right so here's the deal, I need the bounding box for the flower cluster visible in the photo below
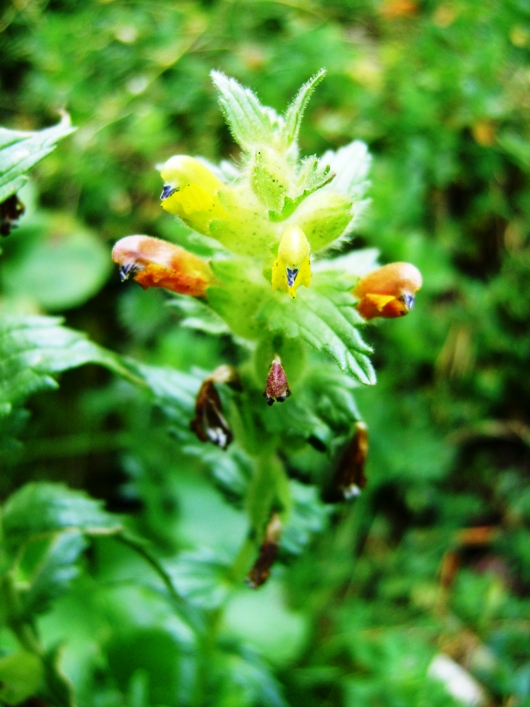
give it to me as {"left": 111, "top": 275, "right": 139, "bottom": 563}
{"left": 112, "top": 70, "right": 422, "bottom": 400}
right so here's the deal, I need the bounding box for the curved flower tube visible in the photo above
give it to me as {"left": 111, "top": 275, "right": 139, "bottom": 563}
{"left": 159, "top": 156, "right": 229, "bottom": 234}
{"left": 112, "top": 235, "right": 213, "bottom": 297}
{"left": 272, "top": 225, "right": 311, "bottom": 299}
{"left": 354, "top": 262, "right": 422, "bottom": 319}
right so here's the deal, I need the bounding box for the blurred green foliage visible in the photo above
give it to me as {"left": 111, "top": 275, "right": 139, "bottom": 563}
{"left": 1, "top": 0, "right": 530, "bottom": 705}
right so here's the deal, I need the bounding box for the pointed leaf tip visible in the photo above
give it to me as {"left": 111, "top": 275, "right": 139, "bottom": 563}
{"left": 210, "top": 70, "right": 278, "bottom": 151}
{"left": 282, "top": 69, "right": 327, "bottom": 148}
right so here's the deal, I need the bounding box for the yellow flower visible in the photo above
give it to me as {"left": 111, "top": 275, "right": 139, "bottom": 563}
{"left": 159, "top": 156, "right": 229, "bottom": 233}
{"left": 271, "top": 225, "right": 311, "bottom": 299}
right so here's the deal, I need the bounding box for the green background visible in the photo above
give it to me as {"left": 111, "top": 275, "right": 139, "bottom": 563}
{"left": 1, "top": 0, "right": 530, "bottom": 705}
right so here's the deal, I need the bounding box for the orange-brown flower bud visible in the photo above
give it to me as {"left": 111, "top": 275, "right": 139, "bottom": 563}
{"left": 112, "top": 235, "right": 213, "bottom": 297}
{"left": 354, "top": 262, "right": 422, "bottom": 320}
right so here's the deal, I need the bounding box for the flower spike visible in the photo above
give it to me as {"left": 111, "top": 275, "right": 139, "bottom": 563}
{"left": 354, "top": 262, "right": 422, "bottom": 320}
{"left": 272, "top": 225, "right": 311, "bottom": 298}
{"left": 112, "top": 235, "right": 213, "bottom": 297}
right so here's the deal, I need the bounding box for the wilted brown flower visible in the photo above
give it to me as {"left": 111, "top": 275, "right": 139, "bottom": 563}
{"left": 246, "top": 512, "right": 282, "bottom": 588}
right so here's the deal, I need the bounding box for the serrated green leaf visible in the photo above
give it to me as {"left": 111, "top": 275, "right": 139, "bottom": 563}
{"left": 211, "top": 71, "right": 280, "bottom": 152}
{"left": 0, "top": 115, "right": 76, "bottom": 203}
{"left": 22, "top": 530, "right": 88, "bottom": 617}
{"left": 261, "top": 394, "right": 332, "bottom": 448}
{"left": 295, "top": 156, "right": 334, "bottom": 197}
{"left": 166, "top": 549, "right": 232, "bottom": 609}
{"left": 2, "top": 483, "right": 122, "bottom": 554}
{"left": 281, "top": 69, "right": 326, "bottom": 148}
{"left": 0, "top": 315, "right": 209, "bottom": 460}
{"left": 167, "top": 294, "right": 231, "bottom": 335}
{"left": 256, "top": 281, "right": 375, "bottom": 385}
{"left": 258, "top": 364, "right": 360, "bottom": 450}
{"left": 309, "top": 367, "right": 361, "bottom": 429}
{"left": 268, "top": 157, "right": 334, "bottom": 222}
{"left": 0, "top": 315, "right": 139, "bottom": 414}
{"left": 320, "top": 140, "right": 371, "bottom": 201}
{"left": 130, "top": 360, "right": 199, "bottom": 422}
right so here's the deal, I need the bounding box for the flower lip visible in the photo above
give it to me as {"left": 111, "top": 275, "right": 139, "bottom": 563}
{"left": 118, "top": 262, "right": 139, "bottom": 282}
{"left": 400, "top": 292, "right": 415, "bottom": 311}
{"left": 160, "top": 184, "right": 178, "bottom": 201}
{"left": 354, "top": 262, "right": 422, "bottom": 319}
{"left": 286, "top": 268, "right": 299, "bottom": 288}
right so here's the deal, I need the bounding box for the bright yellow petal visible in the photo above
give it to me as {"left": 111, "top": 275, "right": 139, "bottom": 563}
{"left": 364, "top": 293, "right": 396, "bottom": 311}
{"left": 161, "top": 184, "right": 229, "bottom": 232}
{"left": 272, "top": 257, "right": 288, "bottom": 293}
{"left": 160, "top": 156, "right": 222, "bottom": 193}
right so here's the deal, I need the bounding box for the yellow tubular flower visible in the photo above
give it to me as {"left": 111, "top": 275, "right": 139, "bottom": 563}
{"left": 159, "top": 156, "right": 229, "bottom": 233}
{"left": 272, "top": 225, "right": 311, "bottom": 299}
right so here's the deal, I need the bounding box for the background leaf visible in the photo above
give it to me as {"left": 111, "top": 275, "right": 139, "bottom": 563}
{"left": 0, "top": 315, "right": 136, "bottom": 415}
{"left": 2, "top": 483, "right": 122, "bottom": 555}
{"left": 21, "top": 530, "right": 88, "bottom": 617}
{"left": 0, "top": 115, "right": 75, "bottom": 203}
{"left": 2, "top": 215, "right": 111, "bottom": 311}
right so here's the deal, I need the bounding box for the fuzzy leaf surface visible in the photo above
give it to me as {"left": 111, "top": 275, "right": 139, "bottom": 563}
{"left": 256, "top": 275, "right": 375, "bottom": 385}
{"left": 281, "top": 69, "right": 326, "bottom": 148}
{"left": 211, "top": 71, "right": 280, "bottom": 152}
